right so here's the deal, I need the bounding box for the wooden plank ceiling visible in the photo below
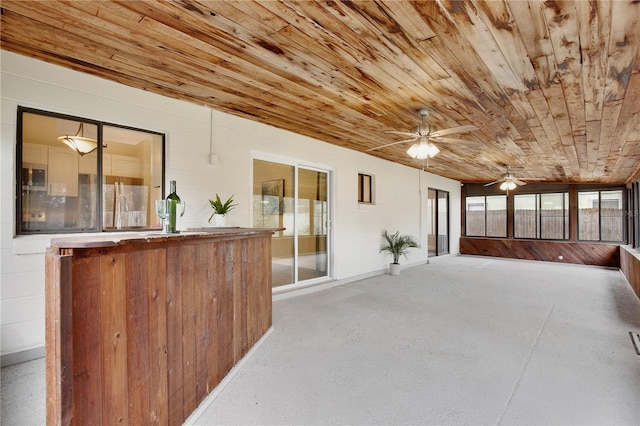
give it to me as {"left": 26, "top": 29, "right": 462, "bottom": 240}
{"left": 2, "top": 0, "right": 639, "bottom": 184}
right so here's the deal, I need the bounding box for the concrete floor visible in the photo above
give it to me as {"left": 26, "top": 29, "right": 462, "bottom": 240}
{"left": 3, "top": 255, "right": 640, "bottom": 425}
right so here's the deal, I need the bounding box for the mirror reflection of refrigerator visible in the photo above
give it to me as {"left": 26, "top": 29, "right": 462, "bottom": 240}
{"left": 21, "top": 163, "right": 48, "bottom": 230}
{"left": 102, "top": 176, "right": 148, "bottom": 229}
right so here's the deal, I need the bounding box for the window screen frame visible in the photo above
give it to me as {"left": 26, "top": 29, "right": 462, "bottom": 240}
{"left": 513, "top": 191, "right": 569, "bottom": 241}
{"left": 577, "top": 189, "right": 625, "bottom": 242}
{"left": 464, "top": 194, "right": 507, "bottom": 238}
{"left": 16, "top": 106, "right": 166, "bottom": 235}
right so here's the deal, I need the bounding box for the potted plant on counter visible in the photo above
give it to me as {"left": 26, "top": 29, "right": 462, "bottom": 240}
{"left": 208, "top": 194, "right": 237, "bottom": 227}
{"left": 380, "top": 230, "right": 419, "bottom": 276}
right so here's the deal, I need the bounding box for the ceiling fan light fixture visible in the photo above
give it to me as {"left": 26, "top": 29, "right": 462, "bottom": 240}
{"left": 406, "top": 143, "right": 420, "bottom": 158}
{"left": 426, "top": 142, "right": 440, "bottom": 158}
{"left": 500, "top": 180, "right": 516, "bottom": 190}
{"left": 407, "top": 141, "right": 439, "bottom": 159}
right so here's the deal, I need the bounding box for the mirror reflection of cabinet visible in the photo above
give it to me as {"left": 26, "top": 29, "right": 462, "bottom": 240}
{"left": 79, "top": 153, "right": 141, "bottom": 178}
{"left": 48, "top": 147, "right": 79, "bottom": 197}
{"left": 110, "top": 154, "right": 141, "bottom": 178}
{"left": 23, "top": 143, "right": 48, "bottom": 164}
{"left": 78, "top": 151, "right": 97, "bottom": 175}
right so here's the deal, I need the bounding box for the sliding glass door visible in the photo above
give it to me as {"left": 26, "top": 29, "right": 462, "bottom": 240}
{"left": 297, "top": 168, "right": 329, "bottom": 282}
{"left": 427, "top": 189, "right": 437, "bottom": 257}
{"left": 253, "top": 158, "right": 331, "bottom": 287}
{"left": 427, "top": 188, "right": 449, "bottom": 257}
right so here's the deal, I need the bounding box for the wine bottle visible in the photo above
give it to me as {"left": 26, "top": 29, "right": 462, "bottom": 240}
{"left": 166, "top": 180, "right": 181, "bottom": 233}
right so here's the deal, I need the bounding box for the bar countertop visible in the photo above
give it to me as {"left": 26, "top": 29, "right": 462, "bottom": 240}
{"left": 48, "top": 227, "right": 280, "bottom": 251}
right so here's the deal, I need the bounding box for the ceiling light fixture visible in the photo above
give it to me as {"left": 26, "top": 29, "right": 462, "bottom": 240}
{"left": 499, "top": 180, "right": 517, "bottom": 191}
{"left": 407, "top": 138, "right": 439, "bottom": 159}
{"left": 58, "top": 123, "right": 103, "bottom": 156}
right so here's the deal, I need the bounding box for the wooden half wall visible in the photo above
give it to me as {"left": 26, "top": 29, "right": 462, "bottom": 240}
{"left": 46, "top": 229, "right": 274, "bottom": 426}
{"left": 459, "top": 237, "right": 620, "bottom": 268}
{"left": 620, "top": 246, "right": 640, "bottom": 299}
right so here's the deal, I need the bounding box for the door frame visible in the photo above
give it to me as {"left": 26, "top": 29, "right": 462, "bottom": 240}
{"left": 427, "top": 187, "right": 450, "bottom": 257}
{"left": 250, "top": 152, "right": 334, "bottom": 290}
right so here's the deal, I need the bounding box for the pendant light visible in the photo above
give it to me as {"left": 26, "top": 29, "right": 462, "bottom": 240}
{"left": 58, "top": 123, "right": 101, "bottom": 156}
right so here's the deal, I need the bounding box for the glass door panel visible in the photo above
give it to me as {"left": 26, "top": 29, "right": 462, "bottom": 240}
{"left": 253, "top": 159, "right": 331, "bottom": 287}
{"left": 437, "top": 190, "right": 449, "bottom": 255}
{"left": 427, "top": 189, "right": 437, "bottom": 256}
{"left": 427, "top": 189, "right": 449, "bottom": 256}
{"left": 253, "top": 159, "right": 295, "bottom": 287}
{"left": 298, "top": 168, "right": 328, "bottom": 281}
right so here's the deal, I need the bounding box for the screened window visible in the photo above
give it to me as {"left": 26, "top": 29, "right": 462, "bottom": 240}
{"left": 465, "top": 195, "right": 507, "bottom": 237}
{"left": 514, "top": 192, "right": 569, "bottom": 240}
{"left": 17, "top": 107, "right": 164, "bottom": 234}
{"left": 578, "top": 190, "right": 624, "bottom": 241}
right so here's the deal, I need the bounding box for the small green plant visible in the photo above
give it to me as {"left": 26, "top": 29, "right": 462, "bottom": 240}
{"left": 208, "top": 194, "right": 237, "bottom": 223}
{"left": 379, "top": 230, "right": 419, "bottom": 264}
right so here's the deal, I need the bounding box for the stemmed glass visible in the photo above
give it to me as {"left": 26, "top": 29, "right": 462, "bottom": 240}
{"left": 173, "top": 201, "right": 186, "bottom": 232}
{"left": 176, "top": 201, "right": 186, "bottom": 219}
{"left": 154, "top": 199, "right": 168, "bottom": 233}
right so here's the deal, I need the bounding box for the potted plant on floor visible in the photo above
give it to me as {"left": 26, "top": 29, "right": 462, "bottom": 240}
{"left": 208, "top": 194, "right": 237, "bottom": 227}
{"left": 380, "top": 230, "right": 419, "bottom": 276}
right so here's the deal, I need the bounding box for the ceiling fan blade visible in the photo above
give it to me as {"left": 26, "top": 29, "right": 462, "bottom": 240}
{"left": 513, "top": 179, "right": 527, "bottom": 186}
{"left": 384, "top": 130, "right": 419, "bottom": 138}
{"left": 430, "top": 124, "right": 478, "bottom": 137}
{"left": 366, "top": 138, "right": 416, "bottom": 151}
{"left": 430, "top": 136, "right": 482, "bottom": 147}
{"left": 484, "top": 180, "right": 502, "bottom": 187}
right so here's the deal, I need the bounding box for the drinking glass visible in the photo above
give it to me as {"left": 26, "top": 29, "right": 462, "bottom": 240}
{"left": 177, "top": 201, "right": 186, "bottom": 218}
{"left": 154, "top": 199, "right": 168, "bottom": 233}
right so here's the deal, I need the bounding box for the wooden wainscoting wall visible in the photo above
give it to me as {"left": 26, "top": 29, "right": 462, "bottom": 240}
{"left": 46, "top": 229, "right": 274, "bottom": 426}
{"left": 459, "top": 237, "right": 620, "bottom": 268}
{"left": 620, "top": 245, "right": 640, "bottom": 299}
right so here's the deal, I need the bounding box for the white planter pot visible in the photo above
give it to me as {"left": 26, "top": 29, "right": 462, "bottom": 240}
{"left": 213, "top": 214, "right": 227, "bottom": 227}
{"left": 389, "top": 263, "right": 401, "bottom": 276}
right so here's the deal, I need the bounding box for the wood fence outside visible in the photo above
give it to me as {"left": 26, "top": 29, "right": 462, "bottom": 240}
{"left": 466, "top": 208, "right": 623, "bottom": 241}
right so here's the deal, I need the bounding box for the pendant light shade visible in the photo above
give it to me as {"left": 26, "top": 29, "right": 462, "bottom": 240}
{"left": 58, "top": 123, "right": 101, "bottom": 156}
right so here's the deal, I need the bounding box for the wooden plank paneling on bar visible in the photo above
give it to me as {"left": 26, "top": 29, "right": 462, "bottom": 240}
{"left": 71, "top": 257, "right": 103, "bottom": 425}
{"left": 180, "top": 244, "right": 197, "bottom": 418}
{"left": 204, "top": 242, "right": 221, "bottom": 392}
{"left": 125, "top": 250, "right": 151, "bottom": 424}
{"left": 216, "top": 241, "right": 234, "bottom": 384}
{"left": 238, "top": 239, "right": 249, "bottom": 358}
{"left": 45, "top": 229, "right": 275, "bottom": 425}
{"left": 146, "top": 248, "right": 168, "bottom": 424}
{"left": 166, "top": 245, "right": 185, "bottom": 426}
{"left": 45, "top": 253, "right": 74, "bottom": 426}
{"left": 194, "top": 243, "right": 212, "bottom": 404}
{"left": 100, "top": 252, "right": 129, "bottom": 425}
{"left": 620, "top": 246, "right": 640, "bottom": 299}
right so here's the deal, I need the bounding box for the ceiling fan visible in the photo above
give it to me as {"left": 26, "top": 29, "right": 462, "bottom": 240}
{"left": 366, "top": 108, "right": 479, "bottom": 159}
{"left": 484, "top": 165, "right": 544, "bottom": 190}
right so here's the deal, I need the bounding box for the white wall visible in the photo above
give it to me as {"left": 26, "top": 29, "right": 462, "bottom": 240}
{"left": 0, "top": 51, "right": 461, "bottom": 361}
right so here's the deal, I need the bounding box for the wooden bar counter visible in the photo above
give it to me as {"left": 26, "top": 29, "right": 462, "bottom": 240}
{"left": 45, "top": 228, "right": 275, "bottom": 425}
